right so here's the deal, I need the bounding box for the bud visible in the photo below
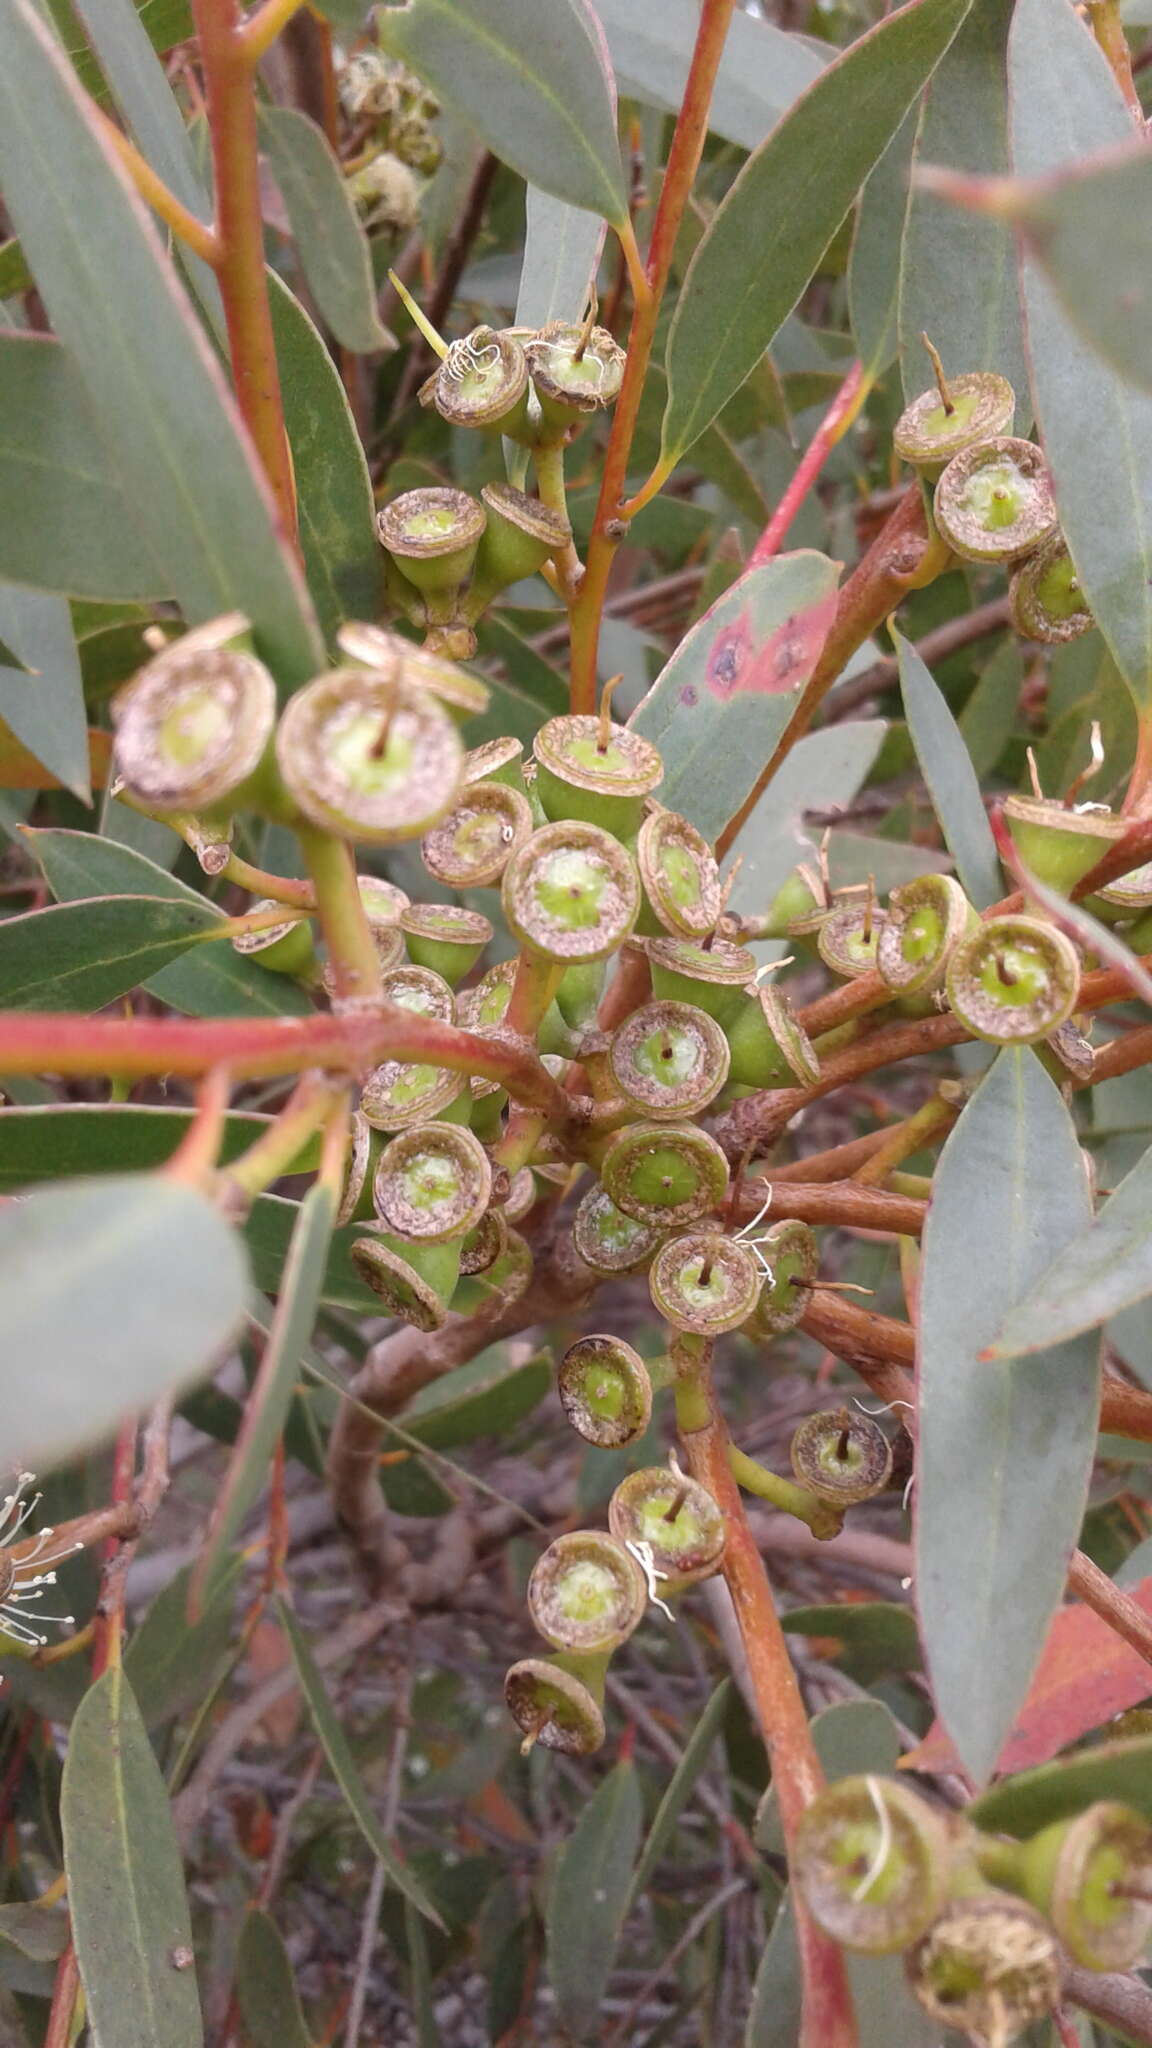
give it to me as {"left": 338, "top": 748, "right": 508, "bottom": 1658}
{"left": 905, "top": 1895, "right": 1062, "bottom": 2044}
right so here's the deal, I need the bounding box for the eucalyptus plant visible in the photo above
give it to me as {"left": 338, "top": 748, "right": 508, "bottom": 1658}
{"left": 3, "top": 0, "right": 1152, "bottom": 2043}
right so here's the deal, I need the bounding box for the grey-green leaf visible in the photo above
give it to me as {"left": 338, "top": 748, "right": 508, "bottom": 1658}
{"left": 515, "top": 186, "right": 604, "bottom": 330}
{"left": 661, "top": 0, "right": 972, "bottom": 463}
{"left": 898, "top": 0, "right": 1027, "bottom": 407}
{"left": 628, "top": 1680, "right": 731, "bottom": 1908}
{"left": 595, "top": 0, "right": 827, "bottom": 152}
{"left": 378, "top": 0, "right": 627, "bottom": 226}
{"left": 235, "top": 1909, "right": 314, "bottom": 2048}
{"left": 260, "top": 107, "right": 391, "bottom": 355}
{"left": 0, "top": 584, "right": 90, "bottom": 800}
{"left": 849, "top": 109, "right": 917, "bottom": 380}
{"left": 0, "top": 0, "right": 322, "bottom": 689}
{"left": 0, "top": 334, "right": 167, "bottom": 600}
{"left": 896, "top": 626, "right": 1001, "bottom": 908}
{"left": 275, "top": 1600, "right": 443, "bottom": 1927}
{"left": 726, "top": 720, "right": 888, "bottom": 926}
{"left": 629, "top": 550, "right": 841, "bottom": 842}
{"left": 1009, "top": 0, "right": 1152, "bottom": 710}
{"left": 916, "top": 1048, "right": 1101, "bottom": 1784}
{"left": 62, "top": 1666, "right": 204, "bottom": 2048}
{"left": 0, "top": 894, "right": 220, "bottom": 1011}
{"left": 27, "top": 827, "right": 313, "bottom": 1018}
{"left": 992, "top": 1136, "right": 1152, "bottom": 1355}
{"left": 124, "top": 1558, "right": 244, "bottom": 1729}
{"left": 546, "top": 1757, "right": 642, "bottom": 2043}
{"left": 0, "top": 1175, "right": 248, "bottom": 1466}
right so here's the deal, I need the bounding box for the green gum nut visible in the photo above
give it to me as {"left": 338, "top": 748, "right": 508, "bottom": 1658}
{"left": 458, "top": 1205, "right": 508, "bottom": 1279}
{"left": 905, "top": 1895, "right": 1062, "bottom": 2042}
{"left": 336, "top": 621, "right": 490, "bottom": 727}
{"left": 648, "top": 1231, "right": 760, "bottom": 1337}
{"left": 726, "top": 984, "right": 821, "bottom": 1089}
{"left": 817, "top": 903, "right": 886, "bottom": 980}
{"left": 601, "top": 1121, "right": 729, "bottom": 1228}
{"left": 876, "top": 874, "right": 975, "bottom": 997}
{"left": 349, "top": 1228, "right": 462, "bottom": 1332}
{"left": 504, "top": 1656, "right": 605, "bottom": 1756}
{"left": 646, "top": 935, "right": 756, "bottom": 1028}
{"left": 893, "top": 370, "right": 1016, "bottom": 478}
{"left": 1126, "top": 907, "right": 1152, "bottom": 954}
{"left": 527, "top": 1530, "right": 647, "bottom": 1655}
{"left": 1010, "top": 528, "right": 1094, "bottom": 643}
{"left": 451, "top": 1226, "right": 532, "bottom": 1316}
{"left": 946, "top": 914, "right": 1080, "bottom": 1044}
{"left": 934, "top": 436, "right": 1058, "bottom": 564}
{"left": 609, "top": 999, "right": 730, "bottom": 1120}
{"left": 372, "top": 1119, "right": 492, "bottom": 1241}
{"left": 376, "top": 486, "right": 486, "bottom": 623}
{"left": 112, "top": 611, "right": 281, "bottom": 819}
{"left": 791, "top": 1409, "right": 893, "bottom": 1505}
{"left": 420, "top": 780, "right": 534, "bottom": 889}
{"left": 400, "top": 902, "right": 492, "bottom": 984}
{"left": 794, "top": 1775, "right": 954, "bottom": 1955}
{"left": 558, "top": 1335, "right": 653, "bottom": 1447}
{"left": 571, "top": 1184, "right": 665, "bottom": 1275}
{"left": 335, "top": 1112, "right": 383, "bottom": 1227}
{"left": 745, "top": 1219, "right": 818, "bottom": 1338}
{"left": 1002, "top": 794, "right": 1129, "bottom": 896}
{"left": 532, "top": 714, "right": 663, "bottom": 839}
{"left": 361, "top": 1054, "right": 466, "bottom": 1132}
{"left": 554, "top": 959, "right": 605, "bottom": 1033}
{"left": 524, "top": 320, "right": 626, "bottom": 436}
{"left": 379, "top": 961, "right": 456, "bottom": 1022}
{"left": 276, "top": 666, "right": 464, "bottom": 845}
{"left": 466, "top": 482, "right": 571, "bottom": 613}
{"left": 1091, "top": 859, "right": 1152, "bottom": 922}
{"left": 421, "top": 325, "right": 532, "bottom": 440}
{"left": 231, "top": 901, "right": 316, "bottom": 979}
{"left": 1017, "top": 1801, "right": 1152, "bottom": 1971}
{"left": 502, "top": 820, "right": 640, "bottom": 963}
{"left": 358, "top": 873, "right": 411, "bottom": 937}
{"left": 607, "top": 1466, "right": 725, "bottom": 1589}
{"left": 636, "top": 808, "right": 722, "bottom": 939}
{"left": 464, "top": 735, "right": 526, "bottom": 793}
{"left": 762, "top": 867, "right": 822, "bottom": 940}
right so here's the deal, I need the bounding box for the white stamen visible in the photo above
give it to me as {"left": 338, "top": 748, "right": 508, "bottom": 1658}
{"left": 625, "top": 1539, "right": 675, "bottom": 1623}
{"left": 851, "top": 1776, "right": 893, "bottom": 1901}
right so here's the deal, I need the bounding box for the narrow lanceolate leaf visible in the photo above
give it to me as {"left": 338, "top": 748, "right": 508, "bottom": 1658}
{"left": 27, "top": 827, "right": 313, "bottom": 1018}
{"left": 0, "top": 1105, "right": 307, "bottom": 1190}
{"left": 629, "top": 551, "right": 841, "bottom": 842}
{"left": 898, "top": 0, "right": 1027, "bottom": 408}
{"left": 628, "top": 1682, "right": 730, "bottom": 1908}
{"left": 0, "top": 0, "right": 322, "bottom": 689}
{"left": 193, "top": 1184, "right": 336, "bottom": 1605}
{"left": 515, "top": 186, "right": 605, "bottom": 330}
{"left": 378, "top": 0, "right": 627, "bottom": 226}
{"left": 63, "top": 1667, "right": 203, "bottom": 2048}
{"left": 0, "top": 334, "right": 167, "bottom": 600}
{"left": 0, "top": 1174, "right": 247, "bottom": 1484}
{"left": 917, "top": 1049, "right": 1101, "bottom": 1785}
{"left": 595, "top": 0, "right": 826, "bottom": 151}
{"left": 896, "top": 628, "right": 1001, "bottom": 909}
{"left": 661, "top": 0, "right": 971, "bottom": 463}
{"left": 726, "top": 720, "right": 888, "bottom": 924}
{"left": 546, "top": 1758, "right": 643, "bottom": 2044}
{"left": 275, "top": 1601, "right": 443, "bottom": 1927}
{"left": 260, "top": 108, "right": 391, "bottom": 355}
{"left": 0, "top": 584, "right": 90, "bottom": 801}
{"left": 0, "top": 894, "right": 220, "bottom": 1011}
{"left": 268, "top": 274, "right": 380, "bottom": 647}
{"left": 1009, "top": 0, "right": 1152, "bottom": 709}
{"left": 848, "top": 110, "right": 918, "bottom": 380}
{"left": 992, "top": 1137, "right": 1152, "bottom": 1355}
{"left": 235, "top": 1910, "right": 313, "bottom": 2048}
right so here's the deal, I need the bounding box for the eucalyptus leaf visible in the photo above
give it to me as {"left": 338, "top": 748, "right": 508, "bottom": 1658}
{"left": 0, "top": 585, "right": 90, "bottom": 801}
{"left": 969, "top": 1733, "right": 1152, "bottom": 1838}
{"left": 896, "top": 626, "right": 1001, "bottom": 908}
{"left": 275, "top": 1600, "right": 443, "bottom": 1928}
{"left": 726, "top": 719, "right": 888, "bottom": 924}
{"left": 515, "top": 186, "right": 604, "bottom": 330}
{"left": 917, "top": 1048, "right": 1101, "bottom": 1784}
{"left": 595, "top": 0, "right": 827, "bottom": 151}
{"left": 755, "top": 1697, "right": 903, "bottom": 1859}
{"left": 0, "top": 1104, "right": 295, "bottom": 1188}
{"left": 235, "top": 1910, "right": 313, "bottom": 2048}
{"left": 378, "top": 0, "right": 627, "bottom": 227}
{"left": 849, "top": 110, "right": 917, "bottom": 380}
{"left": 0, "top": 0, "right": 322, "bottom": 689}
{"left": 260, "top": 107, "right": 392, "bottom": 355}
{"left": 629, "top": 550, "right": 841, "bottom": 841}
{"left": 626, "top": 1681, "right": 731, "bottom": 1908}
{"left": 0, "top": 334, "right": 167, "bottom": 601}
{"left": 1009, "top": 0, "right": 1152, "bottom": 710}
{"left": 0, "top": 1174, "right": 248, "bottom": 1466}
{"left": 898, "top": 0, "right": 1027, "bottom": 406}
{"left": 0, "top": 894, "right": 221, "bottom": 1011}
{"left": 62, "top": 1667, "right": 204, "bottom": 2048}
{"left": 27, "top": 827, "right": 313, "bottom": 1018}
{"left": 401, "top": 1346, "right": 551, "bottom": 1448}
{"left": 545, "top": 1758, "right": 642, "bottom": 2043}
{"left": 124, "top": 1558, "right": 244, "bottom": 1729}
{"left": 992, "top": 1135, "right": 1152, "bottom": 1354}
{"left": 661, "top": 0, "right": 972, "bottom": 463}
{"left": 0, "top": 1905, "right": 68, "bottom": 1965}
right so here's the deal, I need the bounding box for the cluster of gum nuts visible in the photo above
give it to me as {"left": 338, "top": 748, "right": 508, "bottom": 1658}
{"left": 792, "top": 1773, "right": 1152, "bottom": 2044}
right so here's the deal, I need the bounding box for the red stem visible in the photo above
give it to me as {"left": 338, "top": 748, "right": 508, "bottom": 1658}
{"left": 749, "top": 361, "right": 865, "bottom": 566}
